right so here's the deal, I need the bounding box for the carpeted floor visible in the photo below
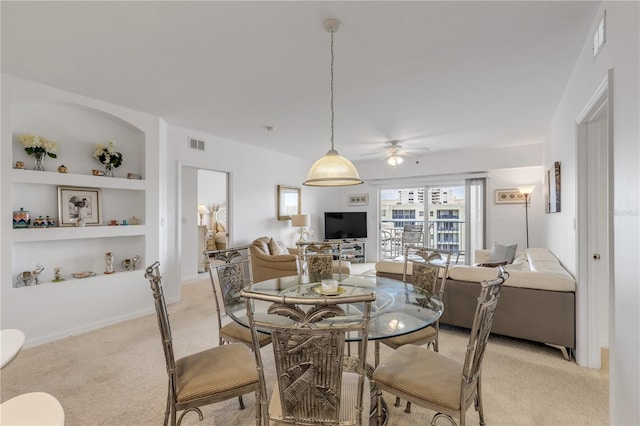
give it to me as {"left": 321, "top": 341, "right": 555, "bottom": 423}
{"left": 0, "top": 276, "right": 608, "bottom": 425}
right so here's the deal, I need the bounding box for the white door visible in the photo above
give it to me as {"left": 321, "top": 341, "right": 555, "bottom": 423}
{"left": 576, "top": 75, "right": 612, "bottom": 369}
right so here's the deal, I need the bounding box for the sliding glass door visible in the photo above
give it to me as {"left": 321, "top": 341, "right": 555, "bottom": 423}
{"left": 379, "top": 179, "right": 485, "bottom": 263}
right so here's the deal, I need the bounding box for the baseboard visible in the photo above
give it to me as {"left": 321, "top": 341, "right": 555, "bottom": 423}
{"left": 23, "top": 307, "right": 155, "bottom": 349}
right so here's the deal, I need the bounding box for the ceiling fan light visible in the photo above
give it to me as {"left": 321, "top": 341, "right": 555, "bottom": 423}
{"left": 304, "top": 149, "right": 363, "bottom": 186}
{"left": 387, "top": 155, "right": 404, "bottom": 166}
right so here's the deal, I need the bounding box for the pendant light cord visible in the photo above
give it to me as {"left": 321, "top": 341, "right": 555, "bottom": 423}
{"left": 330, "top": 28, "right": 335, "bottom": 151}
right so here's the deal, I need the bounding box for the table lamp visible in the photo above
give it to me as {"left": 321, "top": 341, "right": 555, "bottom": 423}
{"left": 291, "top": 214, "right": 311, "bottom": 242}
{"left": 198, "top": 204, "right": 210, "bottom": 226}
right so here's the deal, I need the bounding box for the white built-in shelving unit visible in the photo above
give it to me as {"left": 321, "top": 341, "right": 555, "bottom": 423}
{"left": 1, "top": 75, "right": 161, "bottom": 346}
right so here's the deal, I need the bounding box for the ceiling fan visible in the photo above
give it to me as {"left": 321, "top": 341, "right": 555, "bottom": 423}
{"left": 360, "top": 139, "right": 430, "bottom": 166}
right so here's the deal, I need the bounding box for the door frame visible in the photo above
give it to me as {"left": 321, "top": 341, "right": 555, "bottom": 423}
{"left": 178, "top": 160, "right": 232, "bottom": 282}
{"left": 575, "top": 69, "right": 614, "bottom": 369}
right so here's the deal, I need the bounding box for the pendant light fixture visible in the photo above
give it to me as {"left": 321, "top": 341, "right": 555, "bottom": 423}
{"left": 304, "top": 19, "right": 363, "bottom": 187}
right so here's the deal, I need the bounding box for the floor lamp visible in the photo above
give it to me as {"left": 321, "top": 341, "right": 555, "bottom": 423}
{"left": 518, "top": 186, "right": 535, "bottom": 248}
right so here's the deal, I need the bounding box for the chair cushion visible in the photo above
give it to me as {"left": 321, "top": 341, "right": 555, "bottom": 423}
{"left": 380, "top": 326, "right": 437, "bottom": 349}
{"left": 269, "top": 371, "right": 370, "bottom": 424}
{"left": 221, "top": 321, "right": 271, "bottom": 346}
{"left": 373, "top": 344, "right": 463, "bottom": 411}
{"left": 175, "top": 343, "right": 258, "bottom": 403}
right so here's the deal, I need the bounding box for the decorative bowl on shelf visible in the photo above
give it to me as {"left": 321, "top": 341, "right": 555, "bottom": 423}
{"left": 72, "top": 271, "right": 96, "bottom": 279}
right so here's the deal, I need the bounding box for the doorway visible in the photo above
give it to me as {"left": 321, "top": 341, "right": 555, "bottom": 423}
{"left": 576, "top": 71, "right": 613, "bottom": 369}
{"left": 180, "top": 166, "right": 229, "bottom": 281}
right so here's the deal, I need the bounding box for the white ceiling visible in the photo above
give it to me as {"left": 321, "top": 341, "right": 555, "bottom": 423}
{"left": 1, "top": 1, "right": 600, "bottom": 162}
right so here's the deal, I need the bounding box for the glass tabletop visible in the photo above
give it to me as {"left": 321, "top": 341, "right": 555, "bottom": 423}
{"left": 226, "top": 274, "right": 443, "bottom": 342}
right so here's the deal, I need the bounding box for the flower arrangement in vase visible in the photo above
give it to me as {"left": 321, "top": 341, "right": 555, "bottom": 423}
{"left": 93, "top": 140, "right": 124, "bottom": 177}
{"left": 19, "top": 134, "right": 59, "bottom": 171}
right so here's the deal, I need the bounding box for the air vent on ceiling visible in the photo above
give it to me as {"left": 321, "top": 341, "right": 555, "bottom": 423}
{"left": 189, "top": 137, "right": 205, "bottom": 151}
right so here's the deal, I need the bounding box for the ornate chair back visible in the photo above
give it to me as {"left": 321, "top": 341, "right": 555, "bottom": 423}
{"left": 402, "top": 245, "right": 451, "bottom": 301}
{"left": 241, "top": 290, "right": 376, "bottom": 425}
{"left": 296, "top": 241, "right": 344, "bottom": 282}
{"left": 145, "top": 262, "right": 177, "bottom": 385}
{"left": 205, "top": 246, "right": 253, "bottom": 345}
{"left": 461, "top": 267, "right": 507, "bottom": 390}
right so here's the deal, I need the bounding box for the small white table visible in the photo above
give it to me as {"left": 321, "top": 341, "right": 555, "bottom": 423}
{"left": 0, "top": 392, "right": 65, "bottom": 425}
{"left": 1, "top": 329, "right": 26, "bottom": 369}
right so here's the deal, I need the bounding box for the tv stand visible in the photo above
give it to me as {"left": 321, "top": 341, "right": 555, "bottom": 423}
{"left": 324, "top": 239, "right": 365, "bottom": 263}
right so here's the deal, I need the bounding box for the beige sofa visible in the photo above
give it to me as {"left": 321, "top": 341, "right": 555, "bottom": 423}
{"left": 250, "top": 237, "right": 299, "bottom": 282}
{"left": 376, "top": 247, "right": 576, "bottom": 359}
{"left": 250, "top": 237, "right": 353, "bottom": 283}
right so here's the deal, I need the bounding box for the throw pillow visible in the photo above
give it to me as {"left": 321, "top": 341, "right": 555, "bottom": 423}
{"left": 490, "top": 242, "right": 518, "bottom": 264}
{"left": 216, "top": 221, "right": 227, "bottom": 233}
{"left": 268, "top": 238, "right": 289, "bottom": 255}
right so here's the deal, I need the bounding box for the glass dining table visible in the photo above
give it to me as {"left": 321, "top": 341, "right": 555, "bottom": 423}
{"left": 226, "top": 273, "right": 443, "bottom": 426}
{"left": 226, "top": 273, "right": 444, "bottom": 343}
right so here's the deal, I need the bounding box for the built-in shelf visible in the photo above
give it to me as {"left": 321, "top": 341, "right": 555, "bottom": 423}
{"left": 11, "top": 169, "right": 146, "bottom": 190}
{"left": 12, "top": 225, "right": 147, "bottom": 242}
{"left": 11, "top": 269, "right": 143, "bottom": 289}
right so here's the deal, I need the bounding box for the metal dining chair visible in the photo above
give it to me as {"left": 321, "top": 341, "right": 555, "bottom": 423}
{"left": 375, "top": 245, "right": 452, "bottom": 412}
{"left": 296, "top": 241, "right": 346, "bottom": 282}
{"left": 205, "top": 247, "right": 272, "bottom": 410}
{"left": 241, "top": 288, "right": 376, "bottom": 425}
{"left": 145, "top": 262, "right": 261, "bottom": 426}
{"left": 373, "top": 268, "right": 509, "bottom": 426}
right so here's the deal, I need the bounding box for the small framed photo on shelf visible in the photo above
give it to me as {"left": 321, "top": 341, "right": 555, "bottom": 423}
{"left": 57, "top": 186, "right": 103, "bottom": 226}
{"left": 495, "top": 189, "right": 526, "bottom": 204}
{"left": 348, "top": 194, "right": 369, "bottom": 206}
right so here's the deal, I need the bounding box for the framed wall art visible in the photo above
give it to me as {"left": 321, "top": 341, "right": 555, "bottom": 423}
{"left": 545, "top": 161, "right": 561, "bottom": 213}
{"left": 495, "top": 189, "right": 527, "bottom": 204}
{"left": 277, "top": 185, "right": 301, "bottom": 220}
{"left": 58, "top": 186, "right": 103, "bottom": 226}
{"left": 348, "top": 194, "right": 369, "bottom": 206}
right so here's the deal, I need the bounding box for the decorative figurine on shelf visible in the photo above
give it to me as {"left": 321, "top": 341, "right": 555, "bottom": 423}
{"left": 105, "top": 252, "right": 115, "bottom": 274}
{"left": 120, "top": 255, "right": 141, "bottom": 271}
{"left": 129, "top": 216, "right": 140, "bottom": 225}
{"left": 57, "top": 164, "right": 68, "bottom": 173}
{"left": 93, "top": 140, "right": 124, "bottom": 178}
{"left": 15, "top": 161, "right": 25, "bottom": 170}
{"left": 16, "top": 264, "right": 45, "bottom": 287}
{"left": 33, "top": 216, "right": 47, "bottom": 227}
{"left": 18, "top": 133, "right": 58, "bottom": 171}
{"left": 52, "top": 266, "right": 65, "bottom": 282}
{"left": 12, "top": 208, "right": 30, "bottom": 228}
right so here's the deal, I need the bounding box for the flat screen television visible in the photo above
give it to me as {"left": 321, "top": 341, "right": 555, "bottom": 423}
{"left": 324, "top": 212, "right": 367, "bottom": 240}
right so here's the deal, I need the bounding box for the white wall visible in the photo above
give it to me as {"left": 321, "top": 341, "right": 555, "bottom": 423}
{"left": 165, "top": 125, "right": 314, "bottom": 283}
{"left": 544, "top": 2, "right": 639, "bottom": 424}
{"left": 486, "top": 167, "right": 545, "bottom": 251}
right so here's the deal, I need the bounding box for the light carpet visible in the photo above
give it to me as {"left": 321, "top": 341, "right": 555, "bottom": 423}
{"left": 0, "top": 277, "right": 608, "bottom": 425}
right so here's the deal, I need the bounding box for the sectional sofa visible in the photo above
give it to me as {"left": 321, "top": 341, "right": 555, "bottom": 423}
{"left": 376, "top": 247, "right": 576, "bottom": 359}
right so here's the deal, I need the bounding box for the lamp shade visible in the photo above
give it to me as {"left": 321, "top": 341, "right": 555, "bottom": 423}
{"left": 304, "top": 150, "right": 363, "bottom": 186}
{"left": 291, "top": 214, "right": 310, "bottom": 227}
{"left": 198, "top": 204, "right": 210, "bottom": 215}
{"left": 518, "top": 186, "right": 535, "bottom": 195}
